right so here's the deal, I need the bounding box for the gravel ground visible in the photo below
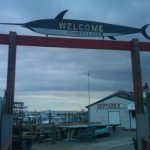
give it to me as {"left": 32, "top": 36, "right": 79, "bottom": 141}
{"left": 32, "top": 129, "right": 136, "bottom": 150}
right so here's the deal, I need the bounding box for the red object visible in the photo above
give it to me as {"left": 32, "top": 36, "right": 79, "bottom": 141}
{"left": 0, "top": 34, "right": 150, "bottom": 51}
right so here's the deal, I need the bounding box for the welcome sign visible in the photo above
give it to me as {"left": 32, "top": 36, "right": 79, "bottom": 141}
{"left": 0, "top": 10, "right": 150, "bottom": 40}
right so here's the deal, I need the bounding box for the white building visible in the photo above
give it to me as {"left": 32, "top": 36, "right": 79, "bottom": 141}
{"left": 87, "top": 90, "right": 136, "bottom": 129}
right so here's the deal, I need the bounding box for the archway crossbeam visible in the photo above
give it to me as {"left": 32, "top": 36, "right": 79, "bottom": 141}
{"left": 1, "top": 32, "right": 150, "bottom": 150}
{"left": 0, "top": 33, "right": 150, "bottom": 51}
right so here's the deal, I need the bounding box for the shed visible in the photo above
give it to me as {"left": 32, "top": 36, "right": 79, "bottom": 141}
{"left": 86, "top": 90, "right": 136, "bottom": 129}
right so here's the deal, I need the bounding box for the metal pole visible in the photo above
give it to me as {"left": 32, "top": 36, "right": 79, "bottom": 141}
{"left": 88, "top": 71, "right": 91, "bottom": 107}
{"left": 131, "top": 39, "right": 149, "bottom": 150}
{"left": 88, "top": 71, "right": 91, "bottom": 123}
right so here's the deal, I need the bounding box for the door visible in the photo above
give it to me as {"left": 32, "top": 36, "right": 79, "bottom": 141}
{"left": 108, "top": 111, "right": 120, "bottom": 125}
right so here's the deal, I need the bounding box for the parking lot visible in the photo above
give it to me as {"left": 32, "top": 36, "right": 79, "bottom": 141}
{"left": 32, "top": 129, "right": 136, "bottom": 150}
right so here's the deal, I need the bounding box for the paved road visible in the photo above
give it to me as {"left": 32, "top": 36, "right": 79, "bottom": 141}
{"left": 32, "top": 130, "right": 136, "bottom": 150}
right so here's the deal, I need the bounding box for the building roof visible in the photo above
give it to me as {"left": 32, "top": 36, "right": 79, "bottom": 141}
{"left": 86, "top": 90, "right": 135, "bottom": 108}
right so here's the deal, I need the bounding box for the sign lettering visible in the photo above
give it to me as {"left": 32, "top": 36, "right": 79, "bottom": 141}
{"left": 59, "top": 22, "right": 103, "bottom": 34}
{"left": 97, "top": 103, "right": 127, "bottom": 110}
{"left": 59, "top": 22, "right": 66, "bottom": 30}
{"left": 79, "top": 24, "right": 84, "bottom": 30}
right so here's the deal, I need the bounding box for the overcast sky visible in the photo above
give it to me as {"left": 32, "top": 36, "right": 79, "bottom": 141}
{"left": 0, "top": 0, "right": 150, "bottom": 111}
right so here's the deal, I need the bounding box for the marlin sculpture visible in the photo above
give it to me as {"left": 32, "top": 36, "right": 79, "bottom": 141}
{"left": 0, "top": 10, "right": 149, "bottom": 40}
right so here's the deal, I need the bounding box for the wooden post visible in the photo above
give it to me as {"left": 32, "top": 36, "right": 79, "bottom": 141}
{"left": 5, "top": 32, "right": 17, "bottom": 150}
{"left": 5, "top": 32, "right": 17, "bottom": 114}
{"left": 146, "top": 93, "right": 150, "bottom": 150}
{"left": 131, "top": 39, "right": 149, "bottom": 150}
{"left": 131, "top": 39, "right": 143, "bottom": 114}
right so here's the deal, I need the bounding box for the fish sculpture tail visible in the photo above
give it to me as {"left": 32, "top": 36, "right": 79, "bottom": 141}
{"left": 141, "top": 24, "right": 150, "bottom": 40}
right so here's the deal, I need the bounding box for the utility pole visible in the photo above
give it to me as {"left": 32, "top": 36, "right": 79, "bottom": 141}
{"left": 88, "top": 71, "right": 91, "bottom": 107}
{"left": 88, "top": 71, "right": 91, "bottom": 123}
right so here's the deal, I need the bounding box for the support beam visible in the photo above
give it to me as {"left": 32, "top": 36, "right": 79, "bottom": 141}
{"left": 0, "top": 33, "right": 150, "bottom": 51}
{"left": 131, "top": 39, "right": 149, "bottom": 150}
{"left": 131, "top": 39, "right": 143, "bottom": 114}
{"left": 5, "top": 32, "right": 17, "bottom": 114}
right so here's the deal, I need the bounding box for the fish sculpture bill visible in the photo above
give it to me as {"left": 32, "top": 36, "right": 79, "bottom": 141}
{"left": 0, "top": 10, "right": 149, "bottom": 40}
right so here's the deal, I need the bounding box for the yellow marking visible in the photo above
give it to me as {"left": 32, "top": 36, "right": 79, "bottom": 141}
{"left": 91, "top": 25, "right": 98, "bottom": 32}
{"left": 59, "top": 22, "right": 66, "bottom": 30}
{"left": 59, "top": 22, "right": 103, "bottom": 33}
{"left": 99, "top": 25, "right": 103, "bottom": 33}
{"left": 73, "top": 23, "right": 78, "bottom": 31}
{"left": 85, "top": 24, "right": 90, "bottom": 31}
{"left": 67, "top": 23, "right": 72, "bottom": 30}
{"left": 79, "top": 24, "right": 84, "bottom": 30}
